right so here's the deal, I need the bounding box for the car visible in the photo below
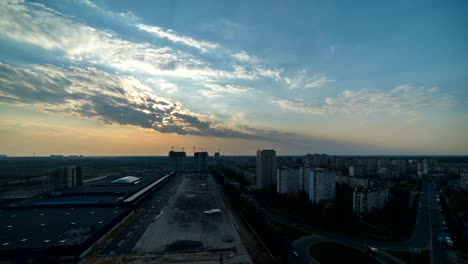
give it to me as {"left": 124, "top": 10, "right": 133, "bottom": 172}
{"left": 438, "top": 235, "right": 447, "bottom": 248}
{"left": 293, "top": 251, "right": 299, "bottom": 257}
{"left": 446, "top": 237, "right": 453, "bottom": 247}
{"left": 367, "top": 246, "right": 379, "bottom": 253}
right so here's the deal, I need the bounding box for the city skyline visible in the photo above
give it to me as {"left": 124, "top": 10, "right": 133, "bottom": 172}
{"left": 1, "top": 0, "right": 467, "bottom": 156}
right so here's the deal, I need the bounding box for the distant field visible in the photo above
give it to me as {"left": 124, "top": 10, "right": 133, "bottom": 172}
{"left": 0, "top": 156, "right": 172, "bottom": 182}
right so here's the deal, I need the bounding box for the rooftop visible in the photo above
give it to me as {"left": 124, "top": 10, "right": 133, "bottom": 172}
{"left": 62, "top": 174, "right": 163, "bottom": 195}
{"left": 111, "top": 176, "right": 140, "bottom": 184}
{"left": 0, "top": 207, "right": 129, "bottom": 252}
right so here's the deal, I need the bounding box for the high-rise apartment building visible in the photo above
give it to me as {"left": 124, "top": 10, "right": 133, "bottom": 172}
{"left": 44, "top": 165, "right": 83, "bottom": 191}
{"left": 336, "top": 175, "right": 369, "bottom": 188}
{"left": 353, "top": 186, "right": 389, "bottom": 216}
{"left": 460, "top": 172, "right": 468, "bottom": 191}
{"left": 301, "top": 165, "right": 310, "bottom": 193}
{"left": 306, "top": 169, "right": 336, "bottom": 204}
{"left": 256, "top": 150, "right": 276, "bottom": 189}
{"left": 305, "top": 153, "right": 329, "bottom": 168}
{"left": 276, "top": 167, "right": 302, "bottom": 194}
{"left": 169, "top": 151, "right": 186, "bottom": 172}
{"left": 214, "top": 152, "right": 223, "bottom": 166}
{"left": 349, "top": 165, "right": 368, "bottom": 177}
{"left": 194, "top": 151, "right": 208, "bottom": 172}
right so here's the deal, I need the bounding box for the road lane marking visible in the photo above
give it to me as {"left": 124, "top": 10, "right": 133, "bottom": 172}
{"left": 117, "top": 240, "right": 125, "bottom": 247}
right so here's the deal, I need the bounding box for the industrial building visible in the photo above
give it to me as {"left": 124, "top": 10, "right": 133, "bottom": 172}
{"left": 0, "top": 172, "right": 173, "bottom": 263}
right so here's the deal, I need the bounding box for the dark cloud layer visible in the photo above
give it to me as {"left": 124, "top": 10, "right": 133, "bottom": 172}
{"left": 0, "top": 63, "right": 274, "bottom": 140}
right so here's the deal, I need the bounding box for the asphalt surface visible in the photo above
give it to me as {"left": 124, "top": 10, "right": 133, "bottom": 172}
{"left": 271, "top": 179, "right": 458, "bottom": 264}
{"left": 425, "top": 180, "right": 457, "bottom": 264}
{"left": 133, "top": 173, "right": 241, "bottom": 253}
{"left": 100, "top": 173, "right": 181, "bottom": 255}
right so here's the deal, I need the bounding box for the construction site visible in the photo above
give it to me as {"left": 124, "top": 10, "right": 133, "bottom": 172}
{"left": 131, "top": 173, "right": 251, "bottom": 264}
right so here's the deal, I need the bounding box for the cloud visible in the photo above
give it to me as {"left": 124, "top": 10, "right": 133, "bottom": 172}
{"left": 231, "top": 51, "right": 257, "bottom": 63}
{"left": 79, "top": 0, "right": 140, "bottom": 24}
{"left": 137, "top": 24, "right": 219, "bottom": 52}
{"left": 274, "top": 85, "right": 456, "bottom": 115}
{"left": 304, "top": 76, "right": 335, "bottom": 88}
{"left": 231, "top": 51, "right": 283, "bottom": 81}
{"left": 202, "top": 83, "right": 252, "bottom": 97}
{"left": 286, "top": 70, "right": 334, "bottom": 89}
{"left": 200, "top": 19, "right": 244, "bottom": 40}
{"left": 272, "top": 99, "right": 325, "bottom": 114}
{"left": 324, "top": 85, "right": 456, "bottom": 115}
{"left": 0, "top": 0, "right": 280, "bottom": 83}
{"left": 0, "top": 63, "right": 279, "bottom": 140}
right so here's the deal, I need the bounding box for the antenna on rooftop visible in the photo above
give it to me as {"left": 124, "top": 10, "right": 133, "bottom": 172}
{"left": 171, "top": 146, "right": 174, "bottom": 151}
{"left": 182, "top": 147, "right": 185, "bottom": 152}
{"left": 193, "top": 146, "right": 196, "bottom": 154}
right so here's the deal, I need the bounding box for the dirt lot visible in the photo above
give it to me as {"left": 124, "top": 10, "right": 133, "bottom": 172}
{"left": 133, "top": 173, "right": 250, "bottom": 263}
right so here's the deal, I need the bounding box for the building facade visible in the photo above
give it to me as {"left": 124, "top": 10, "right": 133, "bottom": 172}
{"left": 256, "top": 150, "right": 277, "bottom": 189}
{"left": 306, "top": 169, "right": 336, "bottom": 204}
{"left": 353, "top": 186, "right": 389, "bottom": 216}
{"left": 336, "top": 175, "right": 369, "bottom": 188}
{"left": 45, "top": 165, "right": 83, "bottom": 191}
{"left": 461, "top": 172, "right": 468, "bottom": 191}
{"left": 169, "top": 151, "right": 186, "bottom": 172}
{"left": 194, "top": 151, "right": 208, "bottom": 172}
{"left": 276, "top": 167, "right": 302, "bottom": 194}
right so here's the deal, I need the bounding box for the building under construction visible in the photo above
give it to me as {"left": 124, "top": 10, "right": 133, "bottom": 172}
{"left": 169, "top": 151, "right": 186, "bottom": 172}
{"left": 42, "top": 165, "right": 83, "bottom": 191}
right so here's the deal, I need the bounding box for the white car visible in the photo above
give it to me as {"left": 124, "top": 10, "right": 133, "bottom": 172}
{"left": 446, "top": 237, "right": 453, "bottom": 247}
{"left": 368, "top": 246, "right": 379, "bottom": 252}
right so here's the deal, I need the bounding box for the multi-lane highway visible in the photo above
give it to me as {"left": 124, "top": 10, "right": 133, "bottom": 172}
{"left": 424, "top": 179, "right": 457, "bottom": 264}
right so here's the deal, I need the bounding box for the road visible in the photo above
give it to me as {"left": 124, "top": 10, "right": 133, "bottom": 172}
{"left": 100, "top": 173, "right": 181, "bottom": 255}
{"left": 425, "top": 179, "right": 457, "bottom": 264}
{"left": 265, "top": 179, "right": 457, "bottom": 264}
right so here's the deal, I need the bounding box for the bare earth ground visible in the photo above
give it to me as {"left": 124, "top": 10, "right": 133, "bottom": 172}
{"left": 131, "top": 173, "right": 251, "bottom": 263}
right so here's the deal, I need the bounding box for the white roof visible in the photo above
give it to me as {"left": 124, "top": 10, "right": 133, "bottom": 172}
{"left": 111, "top": 176, "right": 140, "bottom": 184}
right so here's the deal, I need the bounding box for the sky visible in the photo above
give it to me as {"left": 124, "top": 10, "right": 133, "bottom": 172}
{"left": 0, "top": 0, "right": 467, "bottom": 156}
